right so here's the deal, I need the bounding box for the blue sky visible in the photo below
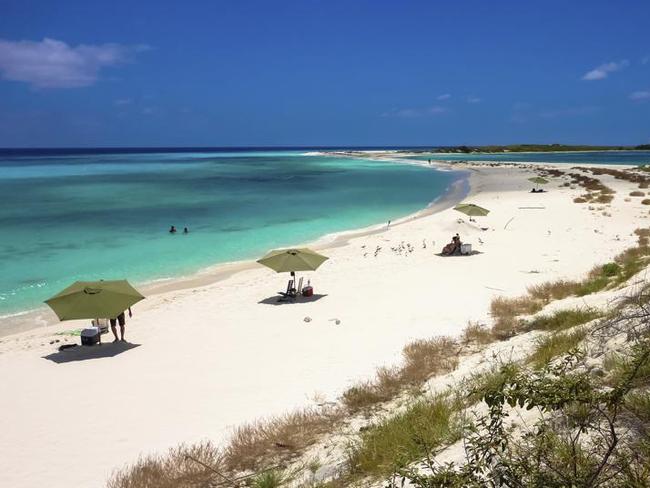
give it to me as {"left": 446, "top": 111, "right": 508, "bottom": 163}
{"left": 0, "top": 0, "right": 649, "bottom": 147}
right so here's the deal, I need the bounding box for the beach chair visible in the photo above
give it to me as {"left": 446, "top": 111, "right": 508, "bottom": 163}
{"left": 278, "top": 279, "right": 297, "bottom": 299}
{"left": 296, "top": 277, "right": 304, "bottom": 296}
{"left": 91, "top": 318, "right": 109, "bottom": 335}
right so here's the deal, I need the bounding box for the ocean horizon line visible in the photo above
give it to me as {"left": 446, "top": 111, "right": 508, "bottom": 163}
{"left": 1, "top": 144, "right": 648, "bottom": 156}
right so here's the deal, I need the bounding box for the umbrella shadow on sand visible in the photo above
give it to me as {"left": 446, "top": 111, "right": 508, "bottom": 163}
{"left": 258, "top": 294, "right": 328, "bottom": 306}
{"left": 42, "top": 341, "right": 141, "bottom": 364}
{"left": 435, "top": 250, "right": 483, "bottom": 257}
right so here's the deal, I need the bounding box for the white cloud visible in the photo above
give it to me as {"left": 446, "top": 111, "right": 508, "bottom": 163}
{"left": 0, "top": 38, "right": 148, "bottom": 88}
{"left": 582, "top": 60, "right": 629, "bottom": 80}
{"left": 381, "top": 105, "right": 447, "bottom": 117}
{"left": 642, "top": 56, "right": 649, "bottom": 65}
{"left": 466, "top": 96, "right": 481, "bottom": 103}
{"left": 114, "top": 98, "right": 132, "bottom": 105}
{"left": 630, "top": 91, "right": 650, "bottom": 101}
{"left": 437, "top": 93, "right": 451, "bottom": 100}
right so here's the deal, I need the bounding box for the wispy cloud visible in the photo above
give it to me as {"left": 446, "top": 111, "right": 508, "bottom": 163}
{"left": 539, "top": 106, "right": 599, "bottom": 118}
{"left": 437, "top": 93, "right": 451, "bottom": 101}
{"left": 582, "top": 60, "right": 629, "bottom": 80}
{"left": 0, "top": 38, "right": 149, "bottom": 88}
{"left": 630, "top": 90, "right": 650, "bottom": 101}
{"left": 642, "top": 56, "right": 649, "bottom": 65}
{"left": 114, "top": 98, "right": 132, "bottom": 106}
{"left": 510, "top": 102, "right": 532, "bottom": 124}
{"left": 381, "top": 105, "right": 448, "bottom": 118}
{"left": 466, "top": 96, "right": 481, "bottom": 103}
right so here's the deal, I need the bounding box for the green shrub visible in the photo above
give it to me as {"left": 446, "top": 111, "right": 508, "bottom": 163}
{"left": 601, "top": 262, "right": 622, "bottom": 277}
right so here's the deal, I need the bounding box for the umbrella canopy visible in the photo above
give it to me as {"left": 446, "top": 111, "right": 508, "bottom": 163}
{"left": 45, "top": 280, "right": 145, "bottom": 321}
{"left": 454, "top": 203, "right": 490, "bottom": 217}
{"left": 257, "top": 248, "right": 329, "bottom": 273}
{"left": 528, "top": 176, "right": 549, "bottom": 185}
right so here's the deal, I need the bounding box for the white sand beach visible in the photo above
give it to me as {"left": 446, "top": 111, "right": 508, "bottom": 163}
{"left": 1, "top": 161, "right": 647, "bottom": 487}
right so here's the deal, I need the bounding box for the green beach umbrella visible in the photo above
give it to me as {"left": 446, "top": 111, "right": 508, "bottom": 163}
{"left": 45, "top": 280, "right": 145, "bottom": 321}
{"left": 256, "top": 248, "right": 329, "bottom": 273}
{"left": 528, "top": 176, "right": 549, "bottom": 185}
{"left": 453, "top": 203, "right": 490, "bottom": 218}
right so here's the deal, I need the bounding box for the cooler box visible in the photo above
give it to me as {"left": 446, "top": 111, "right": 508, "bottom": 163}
{"left": 461, "top": 243, "right": 472, "bottom": 255}
{"left": 302, "top": 286, "right": 314, "bottom": 297}
{"left": 81, "top": 327, "right": 100, "bottom": 346}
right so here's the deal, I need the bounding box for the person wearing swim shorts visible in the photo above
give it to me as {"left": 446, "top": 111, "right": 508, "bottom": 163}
{"left": 110, "top": 307, "right": 132, "bottom": 342}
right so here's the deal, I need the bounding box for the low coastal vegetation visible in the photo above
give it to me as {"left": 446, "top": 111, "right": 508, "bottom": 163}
{"left": 490, "top": 227, "right": 650, "bottom": 339}
{"left": 428, "top": 144, "right": 635, "bottom": 154}
{"left": 107, "top": 228, "right": 650, "bottom": 486}
{"left": 347, "top": 395, "right": 461, "bottom": 480}
{"left": 342, "top": 337, "right": 459, "bottom": 413}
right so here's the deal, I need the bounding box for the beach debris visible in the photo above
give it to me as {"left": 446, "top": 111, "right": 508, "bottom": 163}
{"left": 304, "top": 316, "right": 312, "bottom": 323}
{"left": 328, "top": 318, "right": 341, "bottom": 325}
{"left": 374, "top": 246, "right": 382, "bottom": 257}
{"left": 478, "top": 237, "right": 484, "bottom": 245}
{"left": 422, "top": 239, "right": 427, "bottom": 249}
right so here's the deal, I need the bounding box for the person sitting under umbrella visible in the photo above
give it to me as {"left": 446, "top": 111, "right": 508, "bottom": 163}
{"left": 442, "top": 233, "right": 462, "bottom": 255}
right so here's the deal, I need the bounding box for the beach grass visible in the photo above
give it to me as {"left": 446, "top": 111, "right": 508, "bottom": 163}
{"left": 346, "top": 395, "right": 461, "bottom": 479}
{"left": 525, "top": 309, "right": 600, "bottom": 332}
{"left": 529, "top": 329, "right": 587, "bottom": 368}
{"left": 342, "top": 337, "right": 458, "bottom": 413}
{"left": 251, "top": 469, "right": 285, "bottom": 488}
{"left": 224, "top": 408, "right": 343, "bottom": 472}
{"left": 461, "top": 321, "right": 494, "bottom": 344}
{"left": 106, "top": 441, "right": 225, "bottom": 488}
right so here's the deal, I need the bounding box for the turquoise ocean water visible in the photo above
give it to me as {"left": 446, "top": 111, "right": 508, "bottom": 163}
{"left": 0, "top": 149, "right": 460, "bottom": 318}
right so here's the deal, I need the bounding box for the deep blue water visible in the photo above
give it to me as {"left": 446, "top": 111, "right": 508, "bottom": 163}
{"left": 0, "top": 149, "right": 459, "bottom": 317}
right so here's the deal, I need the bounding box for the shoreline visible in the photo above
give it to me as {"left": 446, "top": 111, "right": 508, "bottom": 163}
{"left": 0, "top": 162, "right": 470, "bottom": 338}
{"left": 2, "top": 159, "right": 648, "bottom": 488}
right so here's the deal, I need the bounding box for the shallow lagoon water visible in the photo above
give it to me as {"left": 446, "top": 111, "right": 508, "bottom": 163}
{"left": 0, "top": 150, "right": 459, "bottom": 317}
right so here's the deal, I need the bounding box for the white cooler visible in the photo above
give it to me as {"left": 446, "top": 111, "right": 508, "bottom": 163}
{"left": 461, "top": 243, "right": 472, "bottom": 255}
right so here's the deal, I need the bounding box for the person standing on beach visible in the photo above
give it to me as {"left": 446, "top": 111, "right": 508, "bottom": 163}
{"left": 110, "top": 307, "right": 132, "bottom": 342}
